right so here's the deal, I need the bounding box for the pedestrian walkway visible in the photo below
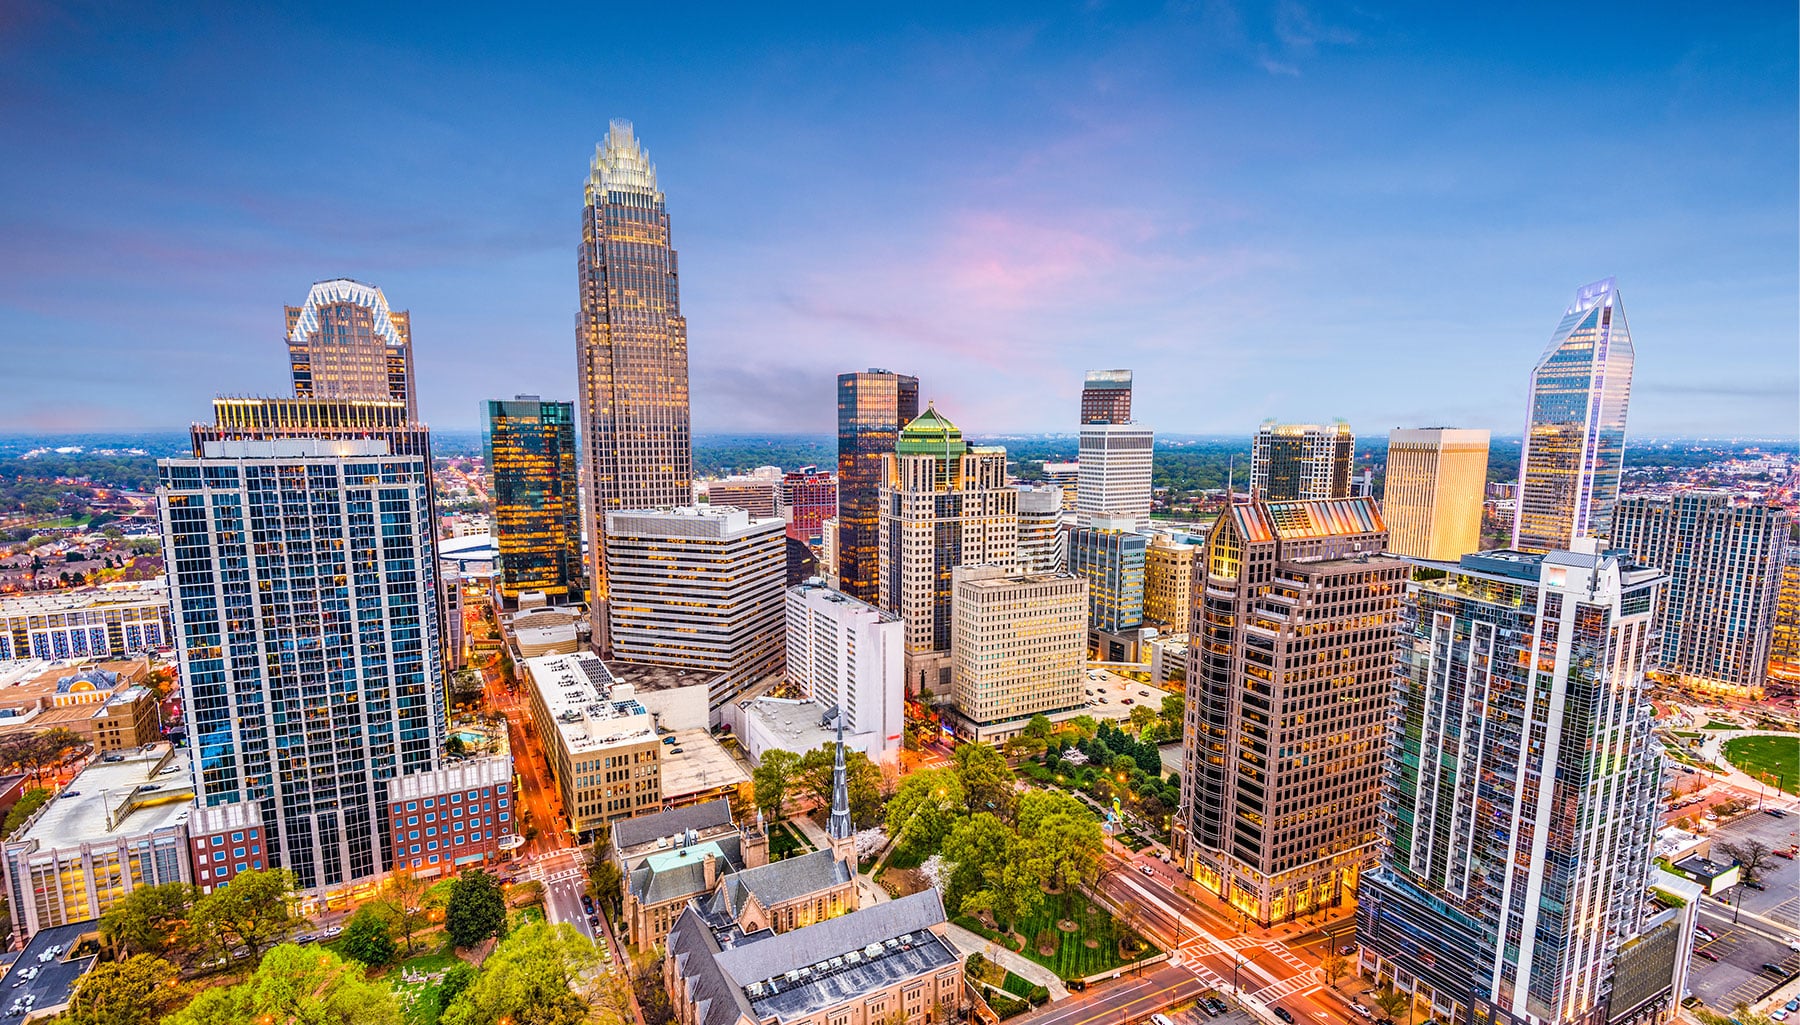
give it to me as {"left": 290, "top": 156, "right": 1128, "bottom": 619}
{"left": 788, "top": 812, "right": 831, "bottom": 851}
{"left": 942, "top": 922, "right": 1072, "bottom": 1001}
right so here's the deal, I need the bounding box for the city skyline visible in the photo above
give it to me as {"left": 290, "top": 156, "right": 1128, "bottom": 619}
{"left": 2, "top": 4, "right": 1793, "bottom": 438}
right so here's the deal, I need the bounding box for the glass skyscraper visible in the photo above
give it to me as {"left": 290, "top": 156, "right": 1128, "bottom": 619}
{"left": 158, "top": 439, "right": 445, "bottom": 893}
{"left": 486, "top": 396, "right": 582, "bottom": 605}
{"left": 1251, "top": 421, "right": 1354, "bottom": 501}
{"left": 577, "top": 120, "right": 693, "bottom": 616}
{"left": 285, "top": 279, "right": 417, "bottom": 418}
{"left": 837, "top": 369, "right": 919, "bottom": 603}
{"left": 1066, "top": 519, "right": 1146, "bottom": 636}
{"left": 1512, "top": 279, "right": 1633, "bottom": 553}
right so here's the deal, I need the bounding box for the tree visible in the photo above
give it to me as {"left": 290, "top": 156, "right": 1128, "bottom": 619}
{"left": 943, "top": 813, "right": 1016, "bottom": 905}
{"left": 1374, "top": 988, "right": 1411, "bottom": 1025}
{"left": 99, "top": 881, "right": 197, "bottom": 960}
{"left": 2, "top": 787, "right": 51, "bottom": 837}
{"left": 444, "top": 869, "right": 507, "bottom": 948}
{"left": 751, "top": 749, "right": 800, "bottom": 821}
{"left": 165, "top": 944, "right": 400, "bottom": 1025}
{"left": 632, "top": 944, "right": 674, "bottom": 1025}
{"left": 886, "top": 768, "right": 966, "bottom": 862}
{"left": 65, "top": 954, "right": 188, "bottom": 1025}
{"left": 1021, "top": 809, "right": 1103, "bottom": 892}
{"left": 187, "top": 867, "right": 302, "bottom": 968}
{"left": 439, "top": 922, "right": 602, "bottom": 1025}
{"left": 439, "top": 962, "right": 478, "bottom": 1006}
{"left": 1128, "top": 705, "right": 1159, "bottom": 737}
{"left": 1320, "top": 949, "right": 1348, "bottom": 989}
{"left": 953, "top": 743, "right": 1017, "bottom": 821}
{"left": 1718, "top": 839, "right": 1772, "bottom": 883}
{"left": 371, "top": 868, "right": 436, "bottom": 955}
{"left": 341, "top": 906, "right": 398, "bottom": 967}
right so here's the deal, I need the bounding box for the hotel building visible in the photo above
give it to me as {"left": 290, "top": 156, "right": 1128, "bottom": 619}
{"left": 783, "top": 580, "right": 904, "bottom": 761}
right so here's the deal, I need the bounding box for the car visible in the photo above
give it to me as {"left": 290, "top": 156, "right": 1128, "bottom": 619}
{"left": 1767, "top": 808, "right": 1789, "bottom": 818}
{"left": 587, "top": 914, "right": 600, "bottom": 927}
{"left": 322, "top": 925, "right": 344, "bottom": 938}
{"left": 1761, "top": 964, "right": 1789, "bottom": 978}
{"left": 1375, "top": 1018, "right": 1395, "bottom": 1025}
{"left": 1776, "top": 849, "right": 1796, "bottom": 860}
{"left": 1152, "top": 1015, "right": 1175, "bottom": 1025}
{"left": 1352, "top": 1005, "right": 1374, "bottom": 1019}
{"left": 1198, "top": 1002, "right": 1220, "bottom": 1018}
{"left": 1746, "top": 881, "right": 1767, "bottom": 891}
{"left": 1340, "top": 944, "right": 1356, "bottom": 956}
{"left": 1694, "top": 948, "right": 1720, "bottom": 962}
{"left": 1122, "top": 698, "right": 1134, "bottom": 705}
{"left": 1274, "top": 1009, "right": 1295, "bottom": 1023}
{"left": 1772, "top": 1011, "right": 1790, "bottom": 1022}
{"left": 1140, "top": 864, "right": 1156, "bottom": 876}
{"left": 1786, "top": 1000, "right": 1800, "bottom": 1013}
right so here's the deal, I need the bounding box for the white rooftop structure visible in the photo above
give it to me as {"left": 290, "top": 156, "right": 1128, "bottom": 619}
{"left": 524, "top": 652, "right": 655, "bottom": 757}
{"left": 198, "top": 438, "right": 393, "bottom": 459}
{"left": 287, "top": 278, "right": 407, "bottom": 349}
{"left": 388, "top": 754, "right": 514, "bottom": 804}
{"left": 16, "top": 744, "right": 193, "bottom": 851}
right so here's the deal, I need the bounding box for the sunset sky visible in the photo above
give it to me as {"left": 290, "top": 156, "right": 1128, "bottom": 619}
{"left": 2, "top": 2, "right": 1794, "bottom": 437}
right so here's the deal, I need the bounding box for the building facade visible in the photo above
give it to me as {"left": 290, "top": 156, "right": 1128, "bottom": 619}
{"left": 784, "top": 580, "right": 904, "bottom": 761}
{"left": 1015, "top": 484, "right": 1064, "bottom": 574}
{"left": 1076, "top": 423, "right": 1154, "bottom": 531}
{"left": 1250, "top": 421, "right": 1355, "bottom": 501}
{"left": 1357, "top": 544, "right": 1668, "bottom": 1025}
{"left": 577, "top": 120, "right": 694, "bottom": 624}
{"left": 780, "top": 468, "right": 837, "bottom": 544}
{"left": 485, "top": 396, "right": 583, "bottom": 605}
{"left": 837, "top": 370, "right": 920, "bottom": 603}
{"left": 523, "top": 652, "right": 661, "bottom": 836}
{"left": 0, "top": 582, "right": 170, "bottom": 663}
{"left": 158, "top": 439, "right": 446, "bottom": 893}
{"left": 1611, "top": 492, "right": 1789, "bottom": 698}
{"left": 1177, "top": 497, "right": 1402, "bottom": 925}
{"left": 1067, "top": 518, "right": 1147, "bottom": 636}
{"left": 1383, "top": 428, "right": 1490, "bottom": 562}
{"left": 194, "top": 397, "right": 430, "bottom": 460}
{"left": 1770, "top": 545, "right": 1800, "bottom": 692}
{"left": 188, "top": 800, "right": 267, "bottom": 895}
{"left": 385, "top": 755, "right": 514, "bottom": 878}
{"left": 1081, "top": 368, "right": 1134, "bottom": 425}
{"left": 285, "top": 279, "right": 416, "bottom": 417}
{"left": 708, "top": 477, "right": 781, "bottom": 519}
{"left": 613, "top": 799, "right": 767, "bottom": 950}
{"left": 605, "top": 507, "right": 786, "bottom": 710}
{"left": 1512, "top": 279, "right": 1634, "bottom": 553}
{"left": 1144, "top": 531, "right": 1199, "bottom": 630}
{"left": 877, "top": 405, "right": 1018, "bottom": 693}
{"left": 948, "top": 566, "right": 1086, "bottom": 743}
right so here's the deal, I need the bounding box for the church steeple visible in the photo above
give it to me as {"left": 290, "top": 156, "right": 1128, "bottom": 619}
{"left": 828, "top": 713, "right": 852, "bottom": 843}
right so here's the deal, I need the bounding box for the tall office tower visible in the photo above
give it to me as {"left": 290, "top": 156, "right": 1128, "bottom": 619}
{"left": 1015, "top": 484, "right": 1064, "bottom": 573}
{"left": 485, "top": 397, "right": 583, "bottom": 606}
{"left": 837, "top": 370, "right": 919, "bottom": 602}
{"left": 781, "top": 467, "right": 837, "bottom": 543}
{"left": 1080, "top": 368, "right": 1134, "bottom": 424}
{"left": 158, "top": 440, "right": 445, "bottom": 893}
{"left": 604, "top": 507, "right": 785, "bottom": 711}
{"left": 949, "top": 565, "right": 1087, "bottom": 743}
{"left": 1177, "top": 497, "right": 1402, "bottom": 925}
{"left": 1512, "top": 278, "right": 1634, "bottom": 553}
{"left": 1357, "top": 544, "right": 1670, "bottom": 1025}
{"left": 1383, "top": 428, "right": 1490, "bottom": 561}
{"left": 194, "top": 397, "right": 431, "bottom": 458}
{"left": 1250, "top": 421, "right": 1354, "bottom": 501}
{"left": 877, "top": 404, "right": 1017, "bottom": 693}
{"left": 1769, "top": 545, "right": 1800, "bottom": 692}
{"left": 577, "top": 119, "right": 694, "bottom": 624}
{"left": 785, "top": 581, "right": 905, "bottom": 762}
{"left": 1143, "top": 531, "right": 1199, "bottom": 630}
{"left": 1066, "top": 517, "right": 1146, "bottom": 636}
{"left": 1612, "top": 492, "right": 1789, "bottom": 697}
{"left": 285, "top": 279, "right": 417, "bottom": 418}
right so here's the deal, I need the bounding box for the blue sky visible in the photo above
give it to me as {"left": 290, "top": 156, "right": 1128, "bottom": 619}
{"left": 1, "top": 2, "right": 1794, "bottom": 437}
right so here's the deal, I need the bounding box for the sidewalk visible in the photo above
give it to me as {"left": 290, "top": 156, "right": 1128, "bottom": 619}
{"left": 942, "top": 922, "right": 1072, "bottom": 1001}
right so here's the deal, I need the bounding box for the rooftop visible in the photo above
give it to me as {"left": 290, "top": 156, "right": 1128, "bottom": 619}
{"left": 388, "top": 755, "right": 512, "bottom": 803}
{"left": 613, "top": 797, "right": 735, "bottom": 854}
{"left": 16, "top": 744, "right": 193, "bottom": 850}
{"left": 0, "top": 580, "right": 168, "bottom": 616}
{"left": 606, "top": 660, "right": 727, "bottom": 694}
{"left": 523, "top": 653, "right": 655, "bottom": 757}
{"left": 662, "top": 729, "right": 750, "bottom": 803}
{"left": 716, "top": 848, "right": 851, "bottom": 916}
{"left": 0, "top": 918, "right": 100, "bottom": 1020}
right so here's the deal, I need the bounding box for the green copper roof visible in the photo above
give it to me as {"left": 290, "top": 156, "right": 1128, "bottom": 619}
{"left": 897, "top": 402, "right": 967, "bottom": 457}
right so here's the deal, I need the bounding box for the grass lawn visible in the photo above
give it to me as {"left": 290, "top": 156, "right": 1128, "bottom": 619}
{"left": 769, "top": 821, "right": 814, "bottom": 860}
{"left": 388, "top": 945, "right": 463, "bottom": 1025}
{"left": 955, "top": 890, "right": 1155, "bottom": 981}
{"left": 1723, "top": 735, "right": 1799, "bottom": 794}
{"left": 1702, "top": 720, "right": 1742, "bottom": 730}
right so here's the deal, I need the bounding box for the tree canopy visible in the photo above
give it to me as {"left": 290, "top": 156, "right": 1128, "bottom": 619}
{"left": 65, "top": 954, "right": 187, "bottom": 1025}
{"left": 187, "top": 867, "right": 302, "bottom": 968}
{"left": 99, "top": 881, "right": 197, "bottom": 960}
{"left": 751, "top": 748, "right": 799, "bottom": 821}
{"left": 444, "top": 869, "right": 507, "bottom": 948}
{"left": 439, "top": 922, "right": 604, "bottom": 1025}
{"left": 165, "top": 944, "right": 400, "bottom": 1025}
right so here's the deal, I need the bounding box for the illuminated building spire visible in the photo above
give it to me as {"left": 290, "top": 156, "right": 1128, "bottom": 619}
{"left": 828, "top": 712, "right": 852, "bottom": 842}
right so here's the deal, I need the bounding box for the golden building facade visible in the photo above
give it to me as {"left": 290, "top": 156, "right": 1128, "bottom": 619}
{"left": 486, "top": 397, "right": 582, "bottom": 604}
{"left": 949, "top": 565, "right": 1086, "bottom": 738}
{"left": 285, "top": 279, "right": 416, "bottom": 418}
{"left": 1144, "top": 532, "right": 1198, "bottom": 630}
{"left": 1382, "top": 428, "right": 1489, "bottom": 561}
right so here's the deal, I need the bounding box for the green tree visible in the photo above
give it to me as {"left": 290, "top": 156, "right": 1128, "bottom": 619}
{"left": 1021, "top": 809, "right": 1103, "bottom": 892}
{"left": 942, "top": 813, "right": 1015, "bottom": 904}
{"left": 187, "top": 867, "right": 302, "bottom": 968}
{"left": 794, "top": 743, "right": 885, "bottom": 825}
{"left": 340, "top": 906, "right": 397, "bottom": 967}
{"left": 439, "top": 962, "right": 479, "bottom": 1006}
{"left": 444, "top": 869, "right": 506, "bottom": 948}
{"left": 99, "top": 881, "right": 197, "bottom": 959}
{"left": 588, "top": 859, "right": 623, "bottom": 916}
{"left": 65, "top": 954, "right": 188, "bottom": 1025}
{"left": 751, "top": 748, "right": 800, "bottom": 821}
{"left": 165, "top": 944, "right": 400, "bottom": 1025}
{"left": 886, "top": 768, "right": 966, "bottom": 860}
{"left": 1015, "top": 790, "right": 1089, "bottom": 833}
{"left": 1374, "top": 988, "right": 1411, "bottom": 1025}
{"left": 1128, "top": 704, "right": 1159, "bottom": 737}
{"left": 370, "top": 868, "right": 435, "bottom": 955}
{"left": 953, "top": 743, "right": 1017, "bottom": 821}
{"left": 1, "top": 786, "right": 49, "bottom": 837}
{"left": 439, "top": 922, "right": 602, "bottom": 1025}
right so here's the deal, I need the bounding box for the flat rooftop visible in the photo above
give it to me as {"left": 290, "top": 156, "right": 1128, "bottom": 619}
{"left": 606, "top": 660, "right": 726, "bottom": 694}
{"left": 0, "top": 918, "right": 99, "bottom": 1019}
{"left": 0, "top": 580, "right": 167, "bottom": 615}
{"left": 18, "top": 744, "right": 193, "bottom": 851}
{"left": 662, "top": 729, "right": 749, "bottom": 802}
{"left": 525, "top": 653, "right": 656, "bottom": 757}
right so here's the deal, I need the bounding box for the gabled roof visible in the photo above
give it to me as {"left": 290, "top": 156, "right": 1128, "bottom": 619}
{"left": 718, "top": 849, "right": 851, "bottom": 915}
{"left": 613, "top": 798, "right": 734, "bottom": 852}
{"left": 710, "top": 889, "right": 948, "bottom": 989}
{"left": 628, "top": 835, "right": 743, "bottom": 906}
{"left": 668, "top": 904, "right": 757, "bottom": 1025}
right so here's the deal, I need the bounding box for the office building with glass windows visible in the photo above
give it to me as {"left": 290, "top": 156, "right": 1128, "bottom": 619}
{"left": 1512, "top": 279, "right": 1634, "bottom": 553}
{"left": 1383, "top": 428, "right": 1489, "bottom": 561}
{"left": 948, "top": 565, "right": 1087, "bottom": 744}
{"left": 1066, "top": 517, "right": 1146, "bottom": 637}
{"left": 1357, "top": 543, "right": 1672, "bottom": 1025}
{"left": 577, "top": 120, "right": 694, "bottom": 628}
{"left": 1250, "top": 421, "right": 1354, "bottom": 501}
{"left": 837, "top": 369, "right": 919, "bottom": 602}
{"left": 1080, "top": 368, "right": 1134, "bottom": 425}
{"left": 485, "top": 396, "right": 582, "bottom": 605}
{"left": 194, "top": 396, "right": 430, "bottom": 459}
{"left": 285, "top": 279, "right": 417, "bottom": 418}
{"left": 1768, "top": 544, "right": 1800, "bottom": 693}
{"left": 1015, "top": 484, "right": 1064, "bottom": 573}
{"left": 1611, "top": 492, "right": 1788, "bottom": 698}
{"left": 158, "top": 439, "right": 446, "bottom": 894}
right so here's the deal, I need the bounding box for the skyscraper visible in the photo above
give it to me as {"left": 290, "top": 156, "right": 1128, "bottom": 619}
{"left": 837, "top": 370, "right": 919, "bottom": 602}
{"left": 1512, "top": 278, "right": 1634, "bottom": 553}
{"left": 486, "top": 396, "right": 583, "bottom": 605}
{"left": 194, "top": 397, "right": 430, "bottom": 459}
{"left": 784, "top": 581, "right": 905, "bottom": 762}
{"left": 1143, "top": 531, "right": 1199, "bottom": 630}
{"left": 1611, "top": 492, "right": 1789, "bottom": 697}
{"left": 1066, "top": 518, "right": 1146, "bottom": 637}
{"left": 1769, "top": 545, "right": 1800, "bottom": 692}
{"left": 1383, "top": 428, "right": 1490, "bottom": 561}
{"left": 1080, "top": 368, "right": 1134, "bottom": 424}
{"left": 1177, "top": 496, "right": 1401, "bottom": 925}
{"left": 1250, "top": 421, "right": 1354, "bottom": 501}
{"left": 1014, "top": 484, "right": 1064, "bottom": 573}
{"left": 577, "top": 120, "right": 693, "bottom": 623}
{"left": 285, "top": 279, "right": 416, "bottom": 418}
{"left": 159, "top": 439, "right": 445, "bottom": 893}
{"left": 878, "top": 404, "right": 1017, "bottom": 693}
{"left": 1357, "top": 543, "right": 1670, "bottom": 1025}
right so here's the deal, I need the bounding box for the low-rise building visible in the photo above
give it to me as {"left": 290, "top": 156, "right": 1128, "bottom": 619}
{"left": 385, "top": 755, "right": 515, "bottom": 878}
{"left": 0, "top": 919, "right": 102, "bottom": 1023}
{"left": 0, "top": 661, "right": 161, "bottom": 752}
{"left": 0, "top": 581, "right": 171, "bottom": 663}
{"left": 187, "top": 800, "right": 267, "bottom": 894}
{"left": 523, "top": 652, "right": 661, "bottom": 837}
{"left": 613, "top": 799, "right": 768, "bottom": 951}
{"left": 699, "top": 847, "right": 858, "bottom": 936}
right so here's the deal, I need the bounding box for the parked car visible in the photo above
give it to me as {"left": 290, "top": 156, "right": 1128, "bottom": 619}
{"left": 1746, "top": 881, "right": 1767, "bottom": 891}
{"left": 1694, "top": 948, "right": 1720, "bottom": 962}
{"left": 1766, "top": 808, "right": 1788, "bottom": 818}
{"left": 1340, "top": 944, "right": 1356, "bottom": 956}
{"left": 1274, "top": 1009, "right": 1295, "bottom": 1023}
{"left": 1784, "top": 999, "right": 1799, "bottom": 1013}
{"left": 1771, "top": 1010, "right": 1789, "bottom": 1022}
{"left": 1760, "top": 963, "right": 1789, "bottom": 978}
{"left": 1775, "top": 848, "right": 1796, "bottom": 860}
{"left": 1352, "top": 1005, "right": 1374, "bottom": 1019}
{"left": 1151, "top": 1015, "right": 1175, "bottom": 1025}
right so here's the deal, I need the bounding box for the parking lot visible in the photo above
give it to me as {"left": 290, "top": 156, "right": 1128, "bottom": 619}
{"left": 1689, "top": 805, "right": 1800, "bottom": 1011}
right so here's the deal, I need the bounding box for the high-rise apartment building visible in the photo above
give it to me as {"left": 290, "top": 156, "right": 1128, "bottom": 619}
{"left": 837, "top": 370, "right": 919, "bottom": 603}
{"left": 1144, "top": 531, "right": 1200, "bottom": 630}
{"left": 285, "top": 279, "right": 416, "bottom": 418}
{"left": 1512, "top": 278, "right": 1634, "bottom": 553}
{"left": 604, "top": 507, "right": 785, "bottom": 710}
{"left": 1769, "top": 545, "right": 1800, "bottom": 693}
{"left": 1611, "top": 492, "right": 1789, "bottom": 697}
{"left": 878, "top": 404, "right": 1017, "bottom": 693}
{"left": 1177, "top": 497, "right": 1402, "bottom": 925}
{"left": 781, "top": 467, "right": 837, "bottom": 544}
{"left": 159, "top": 440, "right": 445, "bottom": 893}
{"left": 1015, "top": 484, "right": 1064, "bottom": 573}
{"left": 1250, "top": 421, "right": 1354, "bottom": 501}
{"left": 949, "top": 565, "right": 1087, "bottom": 743}
{"left": 1357, "top": 544, "right": 1670, "bottom": 1025}
{"left": 1080, "top": 368, "right": 1134, "bottom": 425}
{"left": 1066, "top": 518, "right": 1146, "bottom": 636}
{"left": 1383, "top": 428, "right": 1490, "bottom": 561}
{"left": 784, "top": 581, "right": 905, "bottom": 761}
{"left": 194, "top": 397, "right": 431, "bottom": 459}
{"left": 485, "top": 397, "right": 583, "bottom": 605}
{"left": 577, "top": 120, "right": 694, "bottom": 620}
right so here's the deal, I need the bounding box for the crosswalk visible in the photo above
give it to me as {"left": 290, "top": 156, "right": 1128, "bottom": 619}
{"left": 1170, "top": 933, "right": 1324, "bottom": 1004}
